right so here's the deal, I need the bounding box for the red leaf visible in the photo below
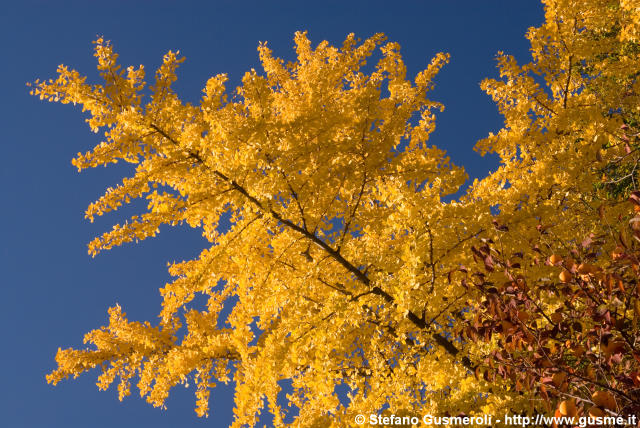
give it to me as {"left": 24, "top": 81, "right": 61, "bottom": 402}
{"left": 629, "top": 191, "right": 640, "bottom": 206}
{"left": 484, "top": 255, "right": 495, "bottom": 272}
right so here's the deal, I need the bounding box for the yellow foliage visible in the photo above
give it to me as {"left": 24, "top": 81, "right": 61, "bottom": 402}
{"left": 33, "top": 0, "right": 640, "bottom": 424}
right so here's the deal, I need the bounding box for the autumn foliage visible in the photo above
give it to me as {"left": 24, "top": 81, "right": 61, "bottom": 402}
{"left": 465, "top": 204, "right": 640, "bottom": 421}
{"left": 31, "top": 0, "right": 640, "bottom": 426}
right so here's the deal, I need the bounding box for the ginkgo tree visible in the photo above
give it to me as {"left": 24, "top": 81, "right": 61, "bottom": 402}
{"left": 33, "top": 32, "right": 490, "bottom": 424}
{"left": 31, "top": 0, "right": 640, "bottom": 425}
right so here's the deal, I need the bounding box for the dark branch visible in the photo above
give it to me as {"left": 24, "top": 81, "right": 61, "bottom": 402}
{"left": 149, "top": 122, "right": 472, "bottom": 369}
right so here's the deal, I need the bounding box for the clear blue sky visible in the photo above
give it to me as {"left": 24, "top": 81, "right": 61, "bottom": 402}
{"left": 1, "top": 1, "right": 543, "bottom": 426}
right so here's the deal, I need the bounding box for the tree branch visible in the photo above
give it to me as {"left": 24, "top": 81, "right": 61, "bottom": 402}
{"left": 149, "top": 122, "right": 472, "bottom": 369}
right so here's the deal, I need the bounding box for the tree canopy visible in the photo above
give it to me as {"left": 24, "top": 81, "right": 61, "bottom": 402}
{"left": 32, "top": 0, "right": 640, "bottom": 425}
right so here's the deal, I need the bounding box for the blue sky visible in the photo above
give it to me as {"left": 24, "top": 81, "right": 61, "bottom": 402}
{"left": 1, "top": 1, "right": 543, "bottom": 426}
